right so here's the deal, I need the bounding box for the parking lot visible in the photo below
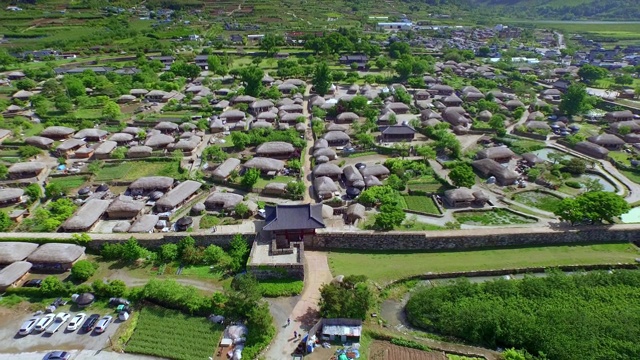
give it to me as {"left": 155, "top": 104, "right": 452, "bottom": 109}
{"left": 0, "top": 308, "right": 122, "bottom": 354}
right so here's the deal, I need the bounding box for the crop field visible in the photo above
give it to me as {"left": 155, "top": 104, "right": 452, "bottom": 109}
{"left": 48, "top": 175, "right": 88, "bottom": 194}
{"left": 328, "top": 243, "right": 640, "bottom": 283}
{"left": 454, "top": 209, "right": 537, "bottom": 226}
{"left": 512, "top": 191, "right": 563, "bottom": 213}
{"left": 94, "top": 161, "right": 183, "bottom": 182}
{"left": 402, "top": 195, "right": 441, "bottom": 215}
{"left": 126, "top": 306, "right": 223, "bottom": 360}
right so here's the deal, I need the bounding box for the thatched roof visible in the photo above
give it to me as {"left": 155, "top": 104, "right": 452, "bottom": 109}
{"left": 94, "top": 140, "right": 117, "bottom": 155}
{"left": 336, "top": 112, "right": 359, "bottom": 122}
{"left": 244, "top": 157, "right": 285, "bottom": 172}
{"left": 314, "top": 176, "right": 338, "bottom": 196}
{"left": 280, "top": 104, "right": 304, "bottom": 112}
{"left": 277, "top": 98, "right": 295, "bottom": 106}
{"left": 431, "top": 84, "right": 454, "bottom": 92}
{"left": 506, "top": 99, "right": 525, "bottom": 108}
{"left": 233, "top": 95, "right": 256, "bottom": 103}
{"left": 220, "top": 109, "right": 246, "bottom": 119}
{"left": 473, "top": 191, "right": 489, "bottom": 201}
{"left": 611, "top": 120, "right": 640, "bottom": 133}
{"left": 0, "top": 261, "right": 32, "bottom": 288}
{"left": 472, "top": 159, "right": 519, "bottom": 184}
{"left": 477, "top": 147, "right": 515, "bottom": 160}
{"left": 41, "top": 126, "right": 75, "bottom": 138}
{"left": 74, "top": 128, "right": 108, "bottom": 139}
{"left": 279, "top": 112, "right": 302, "bottom": 123}
{"left": 112, "top": 221, "right": 131, "bottom": 233}
{"left": 322, "top": 131, "right": 350, "bottom": 142}
{"left": 180, "top": 122, "right": 197, "bottom": 131}
{"left": 212, "top": 158, "right": 241, "bottom": 179}
{"left": 607, "top": 110, "right": 634, "bottom": 119}
{"left": 444, "top": 188, "right": 474, "bottom": 202}
{"left": 313, "top": 147, "right": 337, "bottom": 160}
{"left": 363, "top": 175, "right": 382, "bottom": 187}
{"left": 326, "top": 123, "right": 348, "bottom": 132}
{"left": 359, "top": 164, "right": 390, "bottom": 177}
{"left": 265, "top": 182, "right": 287, "bottom": 191}
{"left": 313, "top": 163, "right": 342, "bottom": 178}
{"left": 0, "top": 188, "right": 24, "bottom": 202}
{"left": 107, "top": 195, "right": 144, "bottom": 215}
{"left": 130, "top": 88, "right": 149, "bottom": 95}
{"left": 210, "top": 118, "right": 225, "bottom": 130}
{"left": 343, "top": 165, "right": 364, "bottom": 183}
{"left": 526, "top": 121, "right": 551, "bottom": 131}
{"left": 257, "top": 112, "right": 277, "bottom": 121}
{"left": 256, "top": 141, "right": 295, "bottom": 156}
{"left": 205, "top": 192, "right": 244, "bottom": 210}
{"left": 8, "top": 161, "right": 46, "bottom": 174}
{"left": 12, "top": 90, "right": 34, "bottom": 98}
{"left": 278, "top": 123, "right": 290, "bottom": 130}
{"left": 322, "top": 204, "right": 334, "bottom": 218}
{"left": 154, "top": 121, "right": 179, "bottom": 131}
{"left": 478, "top": 110, "right": 492, "bottom": 121}
{"left": 27, "top": 243, "right": 85, "bottom": 264}
{"left": 314, "top": 139, "right": 329, "bottom": 150}
{"left": 0, "top": 242, "right": 38, "bottom": 264}
{"left": 528, "top": 111, "right": 545, "bottom": 121}
{"left": 156, "top": 180, "right": 202, "bottom": 209}
{"left": 129, "top": 176, "right": 174, "bottom": 191}
{"left": 109, "top": 133, "right": 134, "bottom": 143}
{"left": 145, "top": 134, "right": 174, "bottom": 148}
{"left": 521, "top": 153, "right": 545, "bottom": 164}
{"left": 588, "top": 134, "right": 625, "bottom": 146}
{"left": 250, "top": 99, "right": 275, "bottom": 109}
{"left": 128, "top": 214, "right": 159, "bottom": 233}
{"left": 127, "top": 145, "right": 153, "bottom": 157}
{"left": 229, "top": 121, "right": 247, "bottom": 131}
{"left": 122, "top": 126, "right": 142, "bottom": 135}
{"left": 346, "top": 203, "right": 366, "bottom": 220}
{"left": 174, "top": 136, "right": 201, "bottom": 151}
{"left": 57, "top": 138, "right": 86, "bottom": 152}
{"left": 25, "top": 136, "right": 54, "bottom": 148}
{"left": 309, "top": 96, "right": 325, "bottom": 107}
{"left": 62, "top": 199, "right": 110, "bottom": 231}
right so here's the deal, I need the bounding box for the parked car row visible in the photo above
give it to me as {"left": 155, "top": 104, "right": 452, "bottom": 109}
{"left": 19, "top": 313, "right": 113, "bottom": 336}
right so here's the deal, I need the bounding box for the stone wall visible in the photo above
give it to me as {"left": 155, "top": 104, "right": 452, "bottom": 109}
{"left": 86, "top": 232, "right": 254, "bottom": 250}
{"left": 309, "top": 226, "right": 640, "bottom": 251}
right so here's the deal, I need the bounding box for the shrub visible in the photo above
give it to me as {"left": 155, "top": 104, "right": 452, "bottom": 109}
{"left": 565, "top": 180, "right": 582, "bottom": 189}
{"left": 258, "top": 279, "right": 304, "bottom": 297}
{"left": 390, "top": 338, "right": 431, "bottom": 351}
{"left": 70, "top": 260, "right": 98, "bottom": 282}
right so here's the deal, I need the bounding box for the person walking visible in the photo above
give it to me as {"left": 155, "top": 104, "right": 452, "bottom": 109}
{"left": 293, "top": 331, "right": 298, "bottom": 339}
{"left": 287, "top": 318, "right": 291, "bottom": 326}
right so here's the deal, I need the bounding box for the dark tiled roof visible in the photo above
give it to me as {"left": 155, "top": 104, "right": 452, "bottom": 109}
{"left": 262, "top": 204, "right": 326, "bottom": 231}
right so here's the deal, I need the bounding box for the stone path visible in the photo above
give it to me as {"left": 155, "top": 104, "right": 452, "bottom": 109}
{"left": 263, "top": 251, "right": 333, "bottom": 360}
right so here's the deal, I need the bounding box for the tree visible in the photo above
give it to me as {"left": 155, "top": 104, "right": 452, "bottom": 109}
{"left": 207, "top": 55, "right": 228, "bottom": 76}
{"left": 0, "top": 212, "right": 10, "bottom": 232}
{"left": 555, "top": 191, "right": 629, "bottom": 224}
{"left": 170, "top": 61, "right": 201, "bottom": 79}
{"left": 312, "top": 62, "right": 332, "bottom": 96}
{"left": 415, "top": 145, "right": 436, "bottom": 161}
{"left": 577, "top": 64, "right": 608, "bottom": 83}
{"left": 70, "top": 260, "right": 97, "bottom": 282}
{"left": 240, "top": 66, "right": 264, "bottom": 97}
{"left": 286, "top": 181, "right": 306, "bottom": 197}
{"left": 564, "top": 158, "right": 586, "bottom": 175}
{"left": 235, "top": 202, "right": 250, "bottom": 218}
{"left": 159, "top": 243, "right": 178, "bottom": 262}
{"left": 24, "top": 183, "right": 41, "bottom": 203}
{"left": 389, "top": 41, "right": 410, "bottom": 59}
{"left": 449, "top": 163, "right": 476, "bottom": 188}
{"left": 477, "top": 46, "right": 491, "bottom": 57}
{"left": 15, "top": 79, "right": 36, "bottom": 90}
{"left": 375, "top": 56, "right": 389, "bottom": 71}
{"left": 121, "top": 237, "right": 148, "bottom": 262}
{"left": 0, "top": 164, "right": 7, "bottom": 180}
{"left": 386, "top": 174, "right": 405, "bottom": 191}
{"left": 374, "top": 203, "right": 405, "bottom": 230}
{"left": 583, "top": 177, "right": 604, "bottom": 193}
{"left": 54, "top": 95, "right": 73, "bottom": 113}
{"left": 111, "top": 147, "right": 126, "bottom": 160}
{"left": 355, "top": 133, "right": 375, "bottom": 148}
{"left": 287, "top": 159, "right": 301, "bottom": 173}
{"left": 615, "top": 74, "right": 634, "bottom": 85}
{"left": 560, "top": 84, "right": 590, "bottom": 117}
{"left": 202, "top": 146, "right": 229, "bottom": 162}
{"left": 203, "top": 244, "right": 231, "bottom": 269}
{"left": 102, "top": 100, "right": 121, "bottom": 119}
{"left": 45, "top": 183, "right": 63, "bottom": 198}
{"left": 40, "top": 276, "right": 66, "bottom": 297}
{"left": 229, "top": 234, "right": 249, "bottom": 272}
{"left": 319, "top": 275, "right": 373, "bottom": 319}
{"left": 260, "top": 34, "right": 283, "bottom": 57}
{"left": 241, "top": 168, "right": 260, "bottom": 189}
{"left": 231, "top": 132, "right": 250, "bottom": 149}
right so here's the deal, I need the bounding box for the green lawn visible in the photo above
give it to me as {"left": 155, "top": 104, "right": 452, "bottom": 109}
{"left": 407, "top": 176, "right": 448, "bottom": 193}
{"left": 454, "top": 209, "right": 537, "bottom": 226}
{"left": 254, "top": 175, "right": 296, "bottom": 188}
{"left": 328, "top": 243, "right": 640, "bottom": 283}
{"left": 609, "top": 151, "right": 632, "bottom": 166}
{"left": 126, "top": 306, "right": 223, "bottom": 360}
{"left": 49, "top": 175, "right": 88, "bottom": 194}
{"left": 512, "top": 191, "right": 563, "bottom": 213}
{"left": 402, "top": 195, "right": 441, "bottom": 215}
{"left": 619, "top": 169, "right": 640, "bottom": 184}
{"left": 94, "top": 161, "right": 183, "bottom": 181}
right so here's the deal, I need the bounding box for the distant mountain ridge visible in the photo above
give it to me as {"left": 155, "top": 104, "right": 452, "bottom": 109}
{"left": 452, "top": 0, "right": 640, "bottom": 20}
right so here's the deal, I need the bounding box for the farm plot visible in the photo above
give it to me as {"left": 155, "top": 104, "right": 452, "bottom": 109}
{"left": 369, "top": 340, "right": 446, "bottom": 360}
{"left": 402, "top": 195, "right": 441, "bottom": 215}
{"left": 126, "top": 307, "right": 223, "bottom": 360}
{"left": 94, "top": 161, "right": 183, "bottom": 182}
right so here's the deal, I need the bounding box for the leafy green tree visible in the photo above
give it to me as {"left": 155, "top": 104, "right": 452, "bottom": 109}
{"left": 449, "top": 163, "right": 476, "bottom": 188}
{"left": 615, "top": 74, "right": 634, "bottom": 85}
{"left": 286, "top": 181, "right": 306, "bottom": 197}
{"left": 159, "top": 243, "right": 178, "bottom": 262}
{"left": 389, "top": 41, "right": 411, "bottom": 59}
{"left": 63, "top": 77, "right": 85, "bottom": 98}
{"left": 241, "top": 168, "right": 260, "bottom": 189}
{"left": 229, "top": 234, "right": 249, "bottom": 272}
{"left": 234, "top": 202, "right": 250, "bottom": 218}
{"left": 170, "top": 61, "right": 201, "bottom": 79}
{"left": 15, "top": 79, "right": 36, "bottom": 90}
{"left": 583, "top": 178, "right": 604, "bottom": 193}
{"left": 375, "top": 56, "right": 389, "bottom": 70}
{"left": 577, "top": 64, "right": 608, "bottom": 83}
{"left": 0, "top": 212, "right": 11, "bottom": 232}
{"left": 24, "top": 183, "right": 42, "bottom": 203}
{"left": 45, "top": 183, "right": 63, "bottom": 198}
{"left": 54, "top": 95, "right": 73, "bottom": 113}
{"left": 111, "top": 147, "right": 126, "bottom": 160}
{"left": 102, "top": 100, "right": 121, "bottom": 119}
{"left": 555, "top": 191, "right": 629, "bottom": 224}
{"left": 355, "top": 133, "right": 375, "bottom": 148}
{"left": 202, "top": 146, "right": 229, "bottom": 162}
{"left": 41, "top": 276, "right": 66, "bottom": 297}
{"left": 70, "top": 260, "right": 98, "bottom": 282}
{"left": 203, "top": 245, "right": 231, "bottom": 269}
{"left": 560, "top": 84, "right": 590, "bottom": 117}
{"left": 121, "top": 237, "right": 148, "bottom": 262}
{"left": 0, "top": 164, "right": 7, "bottom": 180}
{"left": 18, "top": 145, "right": 42, "bottom": 159}
{"left": 312, "top": 61, "right": 332, "bottom": 96}
{"left": 260, "top": 34, "right": 283, "bottom": 57}
{"left": 374, "top": 203, "right": 405, "bottom": 230}
{"left": 319, "top": 275, "right": 373, "bottom": 319}
{"left": 287, "top": 159, "right": 301, "bottom": 172}
{"left": 207, "top": 55, "right": 228, "bottom": 76}
{"left": 564, "top": 158, "right": 587, "bottom": 175}
{"left": 386, "top": 174, "right": 406, "bottom": 191}
{"left": 240, "top": 66, "right": 264, "bottom": 97}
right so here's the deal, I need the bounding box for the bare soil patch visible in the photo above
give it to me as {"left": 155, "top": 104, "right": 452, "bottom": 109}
{"left": 369, "top": 340, "right": 447, "bottom": 360}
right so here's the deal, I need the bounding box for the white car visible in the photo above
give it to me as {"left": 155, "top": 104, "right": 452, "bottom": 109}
{"left": 18, "top": 317, "right": 39, "bottom": 335}
{"left": 34, "top": 314, "right": 56, "bottom": 332}
{"left": 66, "top": 313, "right": 86, "bottom": 332}
{"left": 93, "top": 315, "right": 113, "bottom": 334}
{"left": 45, "top": 313, "right": 70, "bottom": 334}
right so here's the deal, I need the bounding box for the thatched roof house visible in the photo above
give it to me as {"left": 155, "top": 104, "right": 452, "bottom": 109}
{"left": 154, "top": 121, "right": 180, "bottom": 133}
{"left": 211, "top": 158, "right": 241, "bottom": 180}
{"left": 145, "top": 134, "right": 174, "bottom": 149}
{"left": 27, "top": 243, "right": 85, "bottom": 271}
{"left": 122, "top": 126, "right": 143, "bottom": 135}
{"left": 25, "top": 136, "right": 54, "bottom": 149}
{"left": 94, "top": 140, "right": 117, "bottom": 159}
{"left": 62, "top": 199, "right": 110, "bottom": 232}
{"left": 0, "top": 261, "right": 32, "bottom": 291}
{"left": 155, "top": 180, "right": 202, "bottom": 212}
{"left": 314, "top": 176, "right": 339, "bottom": 199}
{"left": 128, "top": 214, "right": 159, "bottom": 233}
{"left": 472, "top": 159, "right": 518, "bottom": 185}
{"left": 220, "top": 109, "right": 246, "bottom": 122}
{"left": 74, "top": 128, "right": 108, "bottom": 141}
{"left": 173, "top": 136, "right": 201, "bottom": 153}
{"left": 588, "top": 134, "right": 625, "bottom": 149}
{"left": 252, "top": 120, "right": 274, "bottom": 129}
{"left": 526, "top": 121, "right": 551, "bottom": 132}
{"left": 322, "top": 131, "right": 350, "bottom": 146}
{"left": 476, "top": 147, "right": 515, "bottom": 163}
{"left": 478, "top": 110, "right": 492, "bottom": 121}
{"left": 263, "top": 182, "right": 288, "bottom": 196}
{"left": 336, "top": 112, "right": 359, "bottom": 123}
{"left": 129, "top": 176, "right": 174, "bottom": 195}
{"left": 106, "top": 195, "right": 144, "bottom": 219}
{"left": 243, "top": 157, "right": 285, "bottom": 173}
{"left": 0, "top": 242, "right": 38, "bottom": 265}
{"left": 359, "top": 164, "right": 390, "bottom": 178}
{"left": 521, "top": 153, "right": 545, "bottom": 165}
{"left": 610, "top": 120, "right": 640, "bottom": 134}
{"left": 0, "top": 188, "right": 24, "bottom": 205}
{"left": 205, "top": 192, "right": 244, "bottom": 210}
{"left": 364, "top": 175, "right": 382, "bottom": 188}
{"left": 127, "top": 145, "right": 153, "bottom": 158}
{"left": 41, "top": 126, "right": 75, "bottom": 140}
{"left": 314, "top": 139, "right": 329, "bottom": 150}
{"left": 313, "top": 147, "right": 337, "bottom": 161}
{"left": 345, "top": 203, "right": 365, "bottom": 224}
{"left": 109, "top": 133, "right": 134, "bottom": 144}
{"left": 443, "top": 188, "right": 474, "bottom": 207}
{"left": 343, "top": 165, "right": 364, "bottom": 185}
{"left": 8, "top": 162, "right": 46, "bottom": 179}
{"left": 256, "top": 141, "right": 296, "bottom": 158}
{"left": 573, "top": 141, "right": 609, "bottom": 159}
{"left": 313, "top": 163, "right": 342, "bottom": 179}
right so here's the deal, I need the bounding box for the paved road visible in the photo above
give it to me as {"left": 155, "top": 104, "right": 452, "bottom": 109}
{"left": 264, "top": 251, "right": 332, "bottom": 360}
{"left": 0, "top": 350, "right": 166, "bottom": 360}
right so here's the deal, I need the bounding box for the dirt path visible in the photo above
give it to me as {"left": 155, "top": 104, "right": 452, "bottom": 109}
{"left": 105, "top": 269, "right": 222, "bottom": 292}
{"left": 264, "top": 251, "right": 332, "bottom": 360}
{"left": 301, "top": 84, "right": 315, "bottom": 203}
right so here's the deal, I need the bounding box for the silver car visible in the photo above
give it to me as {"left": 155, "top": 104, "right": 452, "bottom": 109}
{"left": 93, "top": 315, "right": 113, "bottom": 334}
{"left": 18, "top": 317, "right": 39, "bottom": 335}
{"left": 45, "top": 313, "right": 70, "bottom": 334}
{"left": 34, "top": 314, "right": 55, "bottom": 332}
